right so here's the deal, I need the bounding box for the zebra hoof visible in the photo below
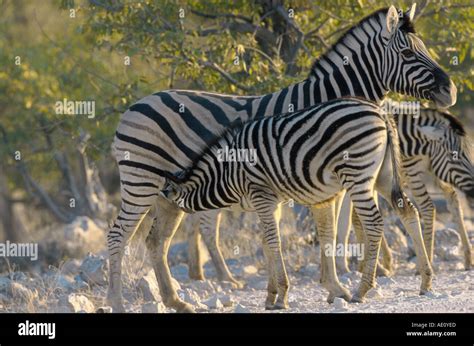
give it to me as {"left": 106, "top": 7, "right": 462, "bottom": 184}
{"left": 464, "top": 260, "right": 471, "bottom": 271}
{"left": 376, "top": 265, "right": 391, "bottom": 277}
{"left": 419, "top": 289, "right": 433, "bottom": 296}
{"left": 327, "top": 288, "right": 352, "bottom": 304}
{"left": 265, "top": 302, "right": 288, "bottom": 310}
{"left": 224, "top": 278, "right": 245, "bottom": 290}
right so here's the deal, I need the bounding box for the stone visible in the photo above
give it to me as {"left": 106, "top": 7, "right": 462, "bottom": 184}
{"left": 377, "top": 277, "right": 396, "bottom": 286}
{"left": 62, "top": 259, "right": 81, "bottom": 276}
{"left": 171, "top": 264, "right": 189, "bottom": 281}
{"left": 138, "top": 271, "right": 160, "bottom": 302}
{"left": 435, "top": 228, "right": 461, "bottom": 261}
{"left": 234, "top": 304, "right": 251, "bottom": 313}
{"left": 203, "top": 296, "right": 223, "bottom": 309}
{"left": 217, "top": 294, "right": 234, "bottom": 307}
{"left": 243, "top": 265, "right": 258, "bottom": 275}
{"left": 79, "top": 253, "right": 107, "bottom": 286}
{"left": 0, "top": 277, "right": 12, "bottom": 296}
{"left": 96, "top": 306, "right": 112, "bottom": 313}
{"left": 60, "top": 294, "right": 95, "bottom": 313}
{"left": 64, "top": 217, "right": 106, "bottom": 256}
{"left": 141, "top": 302, "right": 162, "bottom": 313}
{"left": 333, "top": 297, "right": 348, "bottom": 310}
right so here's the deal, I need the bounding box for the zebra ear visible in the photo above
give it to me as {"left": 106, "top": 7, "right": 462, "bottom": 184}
{"left": 386, "top": 5, "right": 400, "bottom": 35}
{"left": 419, "top": 126, "right": 445, "bottom": 142}
{"left": 407, "top": 3, "right": 417, "bottom": 21}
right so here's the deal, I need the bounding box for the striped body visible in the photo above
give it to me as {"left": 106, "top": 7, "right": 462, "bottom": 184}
{"left": 161, "top": 98, "right": 396, "bottom": 308}
{"left": 336, "top": 107, "right": 473, "bottom": 273}
{"left": 107, "top": 6, "right": 455, "bottom": 312}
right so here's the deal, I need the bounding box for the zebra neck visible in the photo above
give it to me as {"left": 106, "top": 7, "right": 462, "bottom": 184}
{"left": 308, "top": 32, "right": 387, "bottom": 103}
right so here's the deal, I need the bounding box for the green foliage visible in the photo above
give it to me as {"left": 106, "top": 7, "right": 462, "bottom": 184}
{"left": 0, "top": 0, "right": 473, "bottom": 203}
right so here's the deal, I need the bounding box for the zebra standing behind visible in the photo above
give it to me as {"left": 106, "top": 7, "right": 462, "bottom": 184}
{"left": 160, "top": 97, "right": 420, "bottom": 308}
{"left": 108, "top": 5, "right": 457, "bottom": 313}
{"left": 336, "top": 105, "right": 474, "bottom": 274}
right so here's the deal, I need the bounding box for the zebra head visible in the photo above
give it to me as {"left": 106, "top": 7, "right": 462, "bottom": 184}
{"left": 382, "top": 5, "right": 457, "bottom": 107}
{"left": 419, "top": 117, "right": 474, "bottom": 200}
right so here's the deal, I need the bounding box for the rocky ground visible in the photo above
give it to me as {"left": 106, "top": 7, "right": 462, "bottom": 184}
{"left": 0, "top": 221, "right": 472, "bottom": 313}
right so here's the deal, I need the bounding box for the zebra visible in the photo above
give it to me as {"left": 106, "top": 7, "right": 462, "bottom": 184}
{"left": 160, "top": 97, "right": 414, "bottom": 308}
{"left": 108, "top": 5, "right": 457, "bottom": 313}
{"left": 336, "top": 105, "right": 473, "bottom": 274}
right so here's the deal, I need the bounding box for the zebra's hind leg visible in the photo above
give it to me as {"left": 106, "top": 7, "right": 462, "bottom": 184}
{"left": 146, "top": 196, "right": 195, "bottom": 313}
{"left": 349, "top": 193, "right": 385, "bottom": 303}
{"left": 377, "top": 183, "right": 433, "bottom": 295}
{"left": 404, "top": 170, "right": 436, "bottom": 266}
{"left": 188, "top": 214, "right": 205, "bottom": 281}
{"left": 199, "top": 210, "right": 245, "bottom": 288}
{"left": 335, "top": 194, "right": 352, "bottom": 275}
{"left": 310, "top": 199, "right": 352, "bottom": 304}
{"left": 253, "top": 196, "right": 289, "bottom": 310}
{"left": 353, "top": 211, "right": 390, "bottom": 277}
{"left": 106, "top": 193, "right": 155, "bottom": 312}
{"left": 439, "top": 182, "right": 472, "bottom": 270}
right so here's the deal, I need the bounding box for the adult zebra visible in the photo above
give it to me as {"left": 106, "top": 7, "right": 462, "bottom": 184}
{"left": 108, "top": 5, "right": 457, "bottom": 312}
{"left": 160, "top": 97, "right": 406, "bottom": 309}
{"left": 336, "top": 106, "right": 474, "bottom": 274}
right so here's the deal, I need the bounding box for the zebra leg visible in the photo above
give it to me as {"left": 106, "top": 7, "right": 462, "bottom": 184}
{"left": 187, "top": 214, "right": 205, "bottom": 281}
{"left": 335, "top": 194, "right": 352, "bottom": 274}
{"left": 310, "top": 200, "right": 352, "bottom": 303}
{"left": 199, "top": 210, "right": 245, "bottom": 288}
{"left": 353, "top": 211, "right": 390, "bottom": 277}
{"left": 349, "top": 194, "right": 385, "bottom": 303}
{"left": 405, "top": 172, "right": 436, "bottom": 266}
{"left": 380, "top": 233, "right": 393, "bottom": 274}
{"left": 439, "top": 182, "right": 472, "bottom": 270}
{"left": 252, "top": 195, "right": 289, "bottom": 310}
{"left": 376, "top": 182, "right": 433, "bottom": 294}
{"left": 145, "top": 196, "right": 195, "bottom": 313}
{"left": 106, "top": 191, "right": 155, "bottom": 312}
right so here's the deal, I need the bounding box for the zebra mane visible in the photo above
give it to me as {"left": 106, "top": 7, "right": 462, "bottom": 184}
{"left": 309, "top": 7, "right": 416, "bottom": 78}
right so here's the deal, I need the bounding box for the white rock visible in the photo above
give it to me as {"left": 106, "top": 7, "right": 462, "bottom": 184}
{"left": 366, "top": 287, "right": 383, "bottom": 299}
{"left": 141, "top": 302, "right": 162, "bottom": 313}
{"left": 79, "top": 253, "right": 107, "bottom": 286}
{"left": 60, "top": 294, "right": 95, "bottom": 313}
{"left": 203, "top": 296, "right": 223, "bottom": 309}
{"left": 217, "top": 294, "right": 234, "bottom": 307}
{"left": 138, "top": 271, "right": 160, "bottom": 302}
{"left": 64, "top": 217, "right": 106, "bottom": 255}
{"left": 333, "top": 297, "right": 348, "bottom": 310}
{"left": 243, "top": 265, "right": 258, "bottom": 275}
{"left": 188, "top": 280, "right": 214, "bottom": 294}
{"left": 234, "top": 304, "right": 251, "bottom": 313}
{"left": 377, "top": 277, "right": 396, "bottom": 285}
{"left": 435, "top": 228, "right": 461, "bottom": 261}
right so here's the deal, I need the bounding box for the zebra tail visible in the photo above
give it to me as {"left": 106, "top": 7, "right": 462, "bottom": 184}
{"left": 382, "top": 111, "right": 405, "bottom": 209}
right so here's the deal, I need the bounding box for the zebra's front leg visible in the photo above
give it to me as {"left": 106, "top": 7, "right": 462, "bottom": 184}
{"left": 310, "top": 200, "right": 352, "bottom": 303}
{"left": 199, "top": 210, "right": 245, "bottom": 288}
{"left": 439, "top": 182, "right": 472, "bottom": 270}
{"left": 349, "top": 194, "right": 385, "bottom": 303}
{"left": 255, "top": 200, "right": 289, "bottom": 310}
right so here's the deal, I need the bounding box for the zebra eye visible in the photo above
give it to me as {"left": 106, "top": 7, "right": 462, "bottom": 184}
{"left": 401, "top": 49, "right": 416, "bottom": 58}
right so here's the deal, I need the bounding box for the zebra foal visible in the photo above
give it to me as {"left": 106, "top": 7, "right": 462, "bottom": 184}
{"left": 160, "top": 98, "right": 415, "bottom": 308}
